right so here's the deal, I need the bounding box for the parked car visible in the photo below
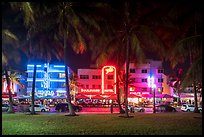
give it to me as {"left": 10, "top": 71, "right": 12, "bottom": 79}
{"left": 55, "top": 102, "right": 83, "bottom": 112}
{"left": 181, "top": 104, "right": 202, "bottom": 112}
{"left": 122, "top": 105, "right": 145, "bottom": 112}
{"left": 29, "top": 104, "right": 50, "bottom": 112}
{"left": 132, "top": 106, "right": 145, "bottom": 112}
{"left": 155, "top": 104, "right": 177, "bottom": 112}
{"left": 2, "top": 104, "right": 18, "bottom": 112}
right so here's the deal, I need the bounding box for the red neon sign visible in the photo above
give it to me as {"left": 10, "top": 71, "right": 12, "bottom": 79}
{"left": 102, "top": 66, "right": 116, "bottom": 94}
{"left": 105, "top": 67, "right": 114, "bottom": 74}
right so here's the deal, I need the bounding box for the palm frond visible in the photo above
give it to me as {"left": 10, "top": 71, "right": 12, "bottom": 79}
{"left": 180, "top": 56, "right": 202, "bottom": 89}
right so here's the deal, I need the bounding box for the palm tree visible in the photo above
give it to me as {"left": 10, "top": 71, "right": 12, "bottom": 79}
{"left": 2, "top": 2, "right": 36, "bottom": 114}
{"left": 2, "top": 28, "right": 20, "bottom": 114}
{"left": 167, "top": 68, "right": 184, "bottom": 106}
{"left": 18, "top": 2, "right": 65, "bottom": 114}
{"left": 166, "top": 1, "right": 202, "bottom": 113}
{"left": 91, "top": 1, "right": 169, "bottom": 117}
{"left": 168, "top": 35, "right": 202, "bottom": 113}
{"left": 42, "top": 2, "right": 102, "bottom": 116}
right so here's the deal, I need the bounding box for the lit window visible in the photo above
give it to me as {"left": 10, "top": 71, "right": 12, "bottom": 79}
{"left": 158, "top": 87, "right": 163, "bottom": 93}
{"left": 58, "top": 73, "right": 65, "bottom": 78}
{"left": 130, "top": 87, "right": 135, "bottom": 91}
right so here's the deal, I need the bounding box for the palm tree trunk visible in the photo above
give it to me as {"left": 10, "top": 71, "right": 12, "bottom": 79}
{"left": 177, "top": 88, "right": 181, "bottom": 106}
{"left": 5, "top": 67, "right": 14, "bottom": 113}
{"left": 124, "top": 35, "right": 130, "bottom": 117}
{"left": 63, "top": 4, "right": 76, "bottom": 116}
{"left": 116, "top": 69, "right": 125, "bottom": 114}
{"left": 65, "top": 66, "right": 76, "bottom": 116}
{"left": 193, "top": 81, "right": 199, "bottom": 113}
{"left": 31, "top": 64, "right": 37, "bottom": 114}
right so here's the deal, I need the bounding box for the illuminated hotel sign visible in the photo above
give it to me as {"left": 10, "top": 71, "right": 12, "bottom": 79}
{"left": 102, "top": 66, "right": 116, "bottom": 94}
{"left": 81, "top": 89, "right": 101, "bottom": 92}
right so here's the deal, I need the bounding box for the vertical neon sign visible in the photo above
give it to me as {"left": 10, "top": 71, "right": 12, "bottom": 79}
{"left": 102, "top": 66, "right": 116, "bottom": 94}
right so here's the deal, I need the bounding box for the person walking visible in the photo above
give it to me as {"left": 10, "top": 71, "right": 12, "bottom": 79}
{"left": 110, "top": 101, "right": 113, "bottom": 113}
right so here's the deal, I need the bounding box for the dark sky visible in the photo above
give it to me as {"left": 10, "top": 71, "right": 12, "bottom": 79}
{"left": 2, "top": 1, "right": 200, "bottom": 75}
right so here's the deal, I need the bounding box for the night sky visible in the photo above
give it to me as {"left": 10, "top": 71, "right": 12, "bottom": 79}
{"left": 2, "top": 1, "right": 201, "bottom": 75}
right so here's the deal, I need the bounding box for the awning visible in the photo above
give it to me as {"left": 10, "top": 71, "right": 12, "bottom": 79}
{"left": 2, "top": 94, "right": 15, "bottom": 98}
{"left": 128, "top": 94, "right": 141, "bottom": 98}
{"left": 91, "top": 95, "right": 105, "bottom": 99}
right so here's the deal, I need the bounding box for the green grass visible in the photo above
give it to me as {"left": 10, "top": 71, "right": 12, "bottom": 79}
{"left": 2, "top": 112, "right": 202, "bottom": 135}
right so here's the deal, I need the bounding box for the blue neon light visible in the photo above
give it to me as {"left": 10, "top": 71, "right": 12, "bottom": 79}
{"left": 53, "top": 65, "right": 65, "bottom": 68}
{"left": 27, "top": 65, "right": 42, "bottom": 67}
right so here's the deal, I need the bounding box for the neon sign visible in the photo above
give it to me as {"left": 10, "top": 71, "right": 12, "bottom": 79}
{"left": 104, "top": 89, "right": 114, "bottom": 92}
{"left": 81, "top": 89, "right": 101, "bottom": 92}
{"left": 102, "top": 66, "right": 116, "bottom": 94}
{"left": 147, "top": 76, "right": 156, "bottom": 88}
{"left": 105, "top": 67, "right": 114, "bottom": 74}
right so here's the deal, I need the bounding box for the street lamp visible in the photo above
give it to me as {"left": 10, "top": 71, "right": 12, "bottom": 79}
{"left": 148, "top": 76, "right": 156, "bottom": 113}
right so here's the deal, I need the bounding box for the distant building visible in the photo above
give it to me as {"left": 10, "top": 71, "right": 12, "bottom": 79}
{"left": 2, "top": 71, "right": 26, "bottom": 99}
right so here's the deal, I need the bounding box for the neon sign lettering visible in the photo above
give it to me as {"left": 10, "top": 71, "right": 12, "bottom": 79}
{"left": 81, "top": 89, "right": 101, "bottom": 92}
{"left": 104, "top": 89, "right": 114, "bottom": 92}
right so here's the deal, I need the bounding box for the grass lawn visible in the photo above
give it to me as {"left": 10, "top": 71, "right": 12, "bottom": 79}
{"left": 2, "top": 112, "right": 202, "bottom": 135}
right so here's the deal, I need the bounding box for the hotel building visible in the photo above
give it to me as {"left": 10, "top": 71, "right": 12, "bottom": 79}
{"left": 26, "top": 63, "right": 72, "bottom": 97}
{"left": 77, "top": 66, "right": 117, "bottom": 98}
{"left": 77, "top": 60, "right": 174, "bottom": 102}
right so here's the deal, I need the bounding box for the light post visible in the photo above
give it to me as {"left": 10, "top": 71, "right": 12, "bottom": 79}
{"left": 152, "top": 85, "right": 156, "bottom": 113}
{"left": 148, "top": 76, "right": 156, "bottom": 114}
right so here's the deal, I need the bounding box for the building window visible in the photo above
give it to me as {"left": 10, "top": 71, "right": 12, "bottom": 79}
{"left": 141, "top": 69, "right": 147, "bottom": 73}
{"left": 141, "top": 78, "right": 147, "bottom": 82}
{"left": 58, "top": 73, "right": 65, "bottom": 78}
{"left": 86, "top": 85, "right": 89, "bottom": 88}
{"left": 92, "top": 85, "right": 95, "bottom": 88}
{"left": 130, "top": 68, "right": 135, "bottom": 73}
{"left": 158, "top": 69, "right": 164, "bottom": 73}
{"left": 129, "top": 78, "right": 136, "bottom": 82}
{"left": 92, "top": 75, "right": 101, "bottom": 79}
{"left": 36, "top": 73, "right": 43, "bottom": 78}
{"left": 158, "top": 87, "right": 163, "bottom": 93}
{"left": 28, "top": 82, "right": 32, "bottom": 87}
{"left": 130, "top": 87, "right": 135, "bottom": 91}
{"left": 158, "top": 78, "right": 163, "bottom": 83}
{"left": 80, "top": 75, "right": 89, "bottom": 79}
{"left": 107, "top": 75, "right": 114, "bottom": 79}
{"left": 28, "top": 73, "right": 33, "bottom": 78}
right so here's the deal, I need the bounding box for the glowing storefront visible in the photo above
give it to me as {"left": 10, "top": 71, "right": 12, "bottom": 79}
{"left": 26, "top": 63, "right": 72, "bottom": 97}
